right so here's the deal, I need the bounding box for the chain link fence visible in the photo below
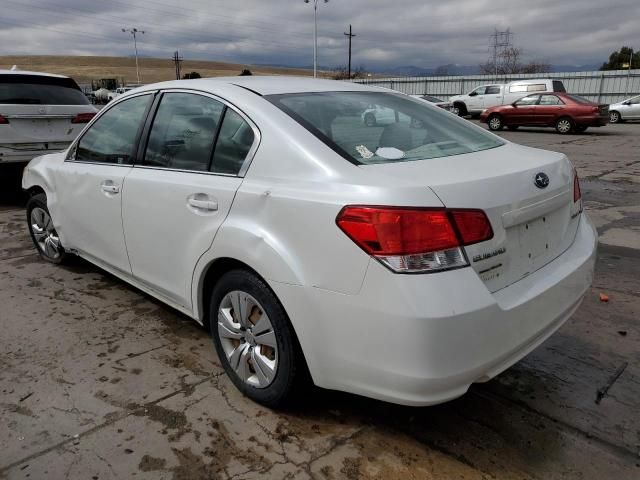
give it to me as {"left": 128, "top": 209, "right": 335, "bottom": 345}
{"left": 354, "top": 69, "right": 640, "bottom": 104}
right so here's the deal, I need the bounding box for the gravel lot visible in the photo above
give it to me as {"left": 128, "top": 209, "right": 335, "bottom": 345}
{"left": 1, "top": 122, "right": 639, "bottom": 479}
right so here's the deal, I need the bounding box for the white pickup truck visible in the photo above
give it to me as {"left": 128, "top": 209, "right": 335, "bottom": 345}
{"left": 449, "top": 79, "right": 567, "bottom": 117}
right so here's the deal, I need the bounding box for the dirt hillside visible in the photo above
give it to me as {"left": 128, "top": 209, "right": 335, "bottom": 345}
{"left": 0, "top": 55, "right": 318, "bottom": 86}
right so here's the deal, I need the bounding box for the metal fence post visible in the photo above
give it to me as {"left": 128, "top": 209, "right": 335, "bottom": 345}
{"left": 597, "top": 72, "right": 605, "bottom": 104}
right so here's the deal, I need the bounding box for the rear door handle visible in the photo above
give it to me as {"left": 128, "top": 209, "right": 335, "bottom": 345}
{"left": 100, "top": 181, "right": 120, "bottom": 194}
{"left": 187, "top": 195, "right": 218, "bottom": 212}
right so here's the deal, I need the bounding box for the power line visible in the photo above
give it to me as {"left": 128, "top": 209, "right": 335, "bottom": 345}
{"left": 344, "top": 24, "right": 356, "bottom": 79}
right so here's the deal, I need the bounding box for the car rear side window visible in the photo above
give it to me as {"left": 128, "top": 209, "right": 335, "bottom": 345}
{"left": 143, "top": 93, "right": 224, "bottom": 172}
{"left": 210, "top": 108, "right": 255, "bottom": 175}
{"left": 75, "top": 94, "right": 152, "bottom": 165}
{"left": 267, "top": 91, "right": 504, "bottom": 165}
{"left": 0, "top": 74, "right": 89, "bottom": 105}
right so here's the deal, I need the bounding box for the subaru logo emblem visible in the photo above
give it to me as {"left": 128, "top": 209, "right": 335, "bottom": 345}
{"left": 534, "top": 172, "right": 550, "bottom": 189}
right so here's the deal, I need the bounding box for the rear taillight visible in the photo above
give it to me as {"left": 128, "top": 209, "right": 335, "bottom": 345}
{"left": 0, "top": 114, "right": 9, "bottom": 124}
{"left": 336, "top": 206, "right": 493, "bottom": 273}
{"left": 71, "top": 112, "right": 96, "bottom": 124}
{"left": 573, "top": 171, "right": 582, "bottom": 203}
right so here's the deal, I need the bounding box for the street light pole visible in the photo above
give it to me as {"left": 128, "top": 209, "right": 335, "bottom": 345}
{"left": 122, "top": 27, "right": 145, "bottom": 84}
{"left": 304, "top": 0, "right": 328, "bottom": 78}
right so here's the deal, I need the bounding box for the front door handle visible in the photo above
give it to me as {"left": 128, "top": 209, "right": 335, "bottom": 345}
{"left": 187, "top": 194, "right": 218, "bottom": 212}
{"left": 100, "top": 180, "right": 120, "bottom": 194}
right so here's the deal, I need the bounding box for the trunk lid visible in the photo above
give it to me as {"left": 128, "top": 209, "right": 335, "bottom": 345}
{"left": 361, "top": 142, "right": 581, "bottom": 292}
{"left": 0, "top": 104, "right": 96, "bottom": 145}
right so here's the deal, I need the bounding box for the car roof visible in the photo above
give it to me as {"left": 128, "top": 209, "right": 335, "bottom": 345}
{"left": 0, "top": 69, "right": 70, "bottom": 79}
{"left": 134, "top": 76, "right": 376, "bottom": 96}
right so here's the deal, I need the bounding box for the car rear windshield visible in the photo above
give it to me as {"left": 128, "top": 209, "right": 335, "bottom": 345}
{"left": 267, "top": 91, "right": 504, "bottom": 165}
{"left": 566, "top": 94, "right": 595, "bottom": 105}
{"left": 0, "top": 74, "right": 89, "bottom": 105}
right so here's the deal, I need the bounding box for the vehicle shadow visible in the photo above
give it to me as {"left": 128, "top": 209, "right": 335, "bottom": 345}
{"left": 0, "top": 163, "right": 28, "bottom": 210}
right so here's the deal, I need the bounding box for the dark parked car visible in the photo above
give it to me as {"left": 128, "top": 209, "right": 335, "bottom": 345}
{"left": 480, "top": 93, "right": 609, "bottom": 134}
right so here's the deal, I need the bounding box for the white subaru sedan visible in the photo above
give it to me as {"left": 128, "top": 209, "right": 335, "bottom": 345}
{"left": 22, "top": 77, "right": 597, "bottom": 407}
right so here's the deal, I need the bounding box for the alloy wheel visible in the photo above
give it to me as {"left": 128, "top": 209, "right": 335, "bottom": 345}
{"left": 609, "top": 111, "right": 620, "bottom": 123}
{"left": 489, "top": 116, "right": 502, "bottom": 130}
{"left": 556, "top": 118, "right": 572, "bottom": 133}
{"left": 30, "top": 207, "right": 62, "bottom": 260}
{"left": 217, "top": 290, "right": 278, "bottom": 388}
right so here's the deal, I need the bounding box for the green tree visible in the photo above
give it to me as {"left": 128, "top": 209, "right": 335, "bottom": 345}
{"left": 600, "top": 46, "right": 640, "bottom": 70}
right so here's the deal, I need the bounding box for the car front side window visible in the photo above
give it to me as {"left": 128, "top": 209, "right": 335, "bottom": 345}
{"left": 143, "top": 93, "right": 225, "bottom": 172}
{"left": 75, "top": 94, "right": 152, "bottom": 164}
{"left": 515, "top": 95, "right": 540, "bottom": 106}
{"left": 539, "top": 95, "right": 563, "bottom": 106}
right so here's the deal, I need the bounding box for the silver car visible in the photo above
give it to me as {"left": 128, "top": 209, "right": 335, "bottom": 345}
{"left": 608, "top": 95, "right": 640, "bottom": 123}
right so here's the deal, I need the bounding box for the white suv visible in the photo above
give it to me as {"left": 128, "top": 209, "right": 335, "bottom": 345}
{"left": 0, "top": 70, "right": 97, "bottom": 164}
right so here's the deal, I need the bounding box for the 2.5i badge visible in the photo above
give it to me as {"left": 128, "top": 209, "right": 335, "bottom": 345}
{"left": 472, "top": 247, "right": 506, "bottom": 263}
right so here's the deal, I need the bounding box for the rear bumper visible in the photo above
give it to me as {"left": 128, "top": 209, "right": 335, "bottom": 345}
{"left": 574, "top": 116, "right": 609, "bottom": 127}
{"left": 272, "top": 213, "right": 597, "bottom": 406}
{"left": 0, "top": 145, "right": 70, "bottom": 164}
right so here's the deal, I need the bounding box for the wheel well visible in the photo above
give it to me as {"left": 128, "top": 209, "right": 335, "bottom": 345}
{"left": 26, "top": 186, "right": 46, "bottom": 198}
{"left": 453, "top": 101, "right": 467, "bottom": 111}
{"left": 200, "top": 257, "right": 255, "bottom": 330}
{"left": 199, "top": 256, "right": 313, "bottom": 382}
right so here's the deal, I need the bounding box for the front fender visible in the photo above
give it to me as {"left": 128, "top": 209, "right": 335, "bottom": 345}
{"left": 21, "top": 153, "right": 64, "bottom": 223}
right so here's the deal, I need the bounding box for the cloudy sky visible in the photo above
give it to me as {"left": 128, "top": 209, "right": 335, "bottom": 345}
{"left": 1, "top": 0, "right": 638, "bottom": 69}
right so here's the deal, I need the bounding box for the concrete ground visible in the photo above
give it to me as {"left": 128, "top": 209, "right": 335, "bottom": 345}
{"left": 1, "top": 123, "right": 639, "bottom": 479}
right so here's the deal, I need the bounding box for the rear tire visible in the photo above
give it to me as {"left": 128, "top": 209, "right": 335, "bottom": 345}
{"left": 26, "top": 193, "right": 66, "bottom": 264}
{"left": 487, "top": 114, "right": 504, "bottom": 131}
{"left": 209, "top": 269, "right": 305, "bottom": 408}
{"left": 609, "top": 111, "right": 621, "bottom": 124}
{"left": 555, "top": 117, "right": 574, "bottom": 134}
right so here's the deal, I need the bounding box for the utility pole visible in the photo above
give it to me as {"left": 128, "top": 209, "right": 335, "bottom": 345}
{"left": 172, "top": 51, "right": 183, "bottom": 80}
{"left": 344, "top": 24, "right": 356, "bottom": 79}
{"left": 304, "top": 0, "right": 329, "bottom": 78}
{"left": 122, "top": 27, "right": 145, "bottom": 84}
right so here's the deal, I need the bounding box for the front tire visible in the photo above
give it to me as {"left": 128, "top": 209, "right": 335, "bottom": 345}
{"left": 26, "top": 193, "right": 66, "bottom": 264}
{"left": 555, "top": 117, "right": 574, "bottom": 134}
{"left": 209, "top": 269, "right": 304, "bottom": 407}
{"left": 609, "top": 111, "right": 621, "bottom": 124}
{"left": 487, "top": 114, "right": 504, "bottom": 131}
{"left": 452, "top": 103, "right": 467, "bottom": 117}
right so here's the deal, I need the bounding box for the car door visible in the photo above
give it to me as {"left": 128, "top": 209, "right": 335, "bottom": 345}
{"left": 511, "top": 94, "right": 540, "bottom": 124}
{"left": 55, "top": 92, "right": 154, "bottom": 275}
{"left": 534, "top": 94, "right": 564, "bottom": 125}
{"left": 625, "top": 95, "right": 640, "bottom": 119}
{"left": 466, "top": 86, "right": 486, "bottom": 111}
{"left": 483, "top": 85, "right": 503, "bottom": 109}
{"left": 121, "top": 91, "right": 258, "bottom": 309}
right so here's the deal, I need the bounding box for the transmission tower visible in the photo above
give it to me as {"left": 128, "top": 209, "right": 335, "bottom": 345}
{"left": 489, "top": 28, "right": 513, "bottom": 77}
{"left": 172, "top": 51, "right": 183, "bottom": 80}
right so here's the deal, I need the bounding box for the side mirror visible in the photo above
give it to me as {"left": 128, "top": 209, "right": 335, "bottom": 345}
{"left": 512, "top": 102, "right": 519, "bottom": 107}
{"left": 623, "top": 101, "right": 631, "bottom": 105}
{"left": 468, "top": 91, "right": 478, "bottom": 97}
